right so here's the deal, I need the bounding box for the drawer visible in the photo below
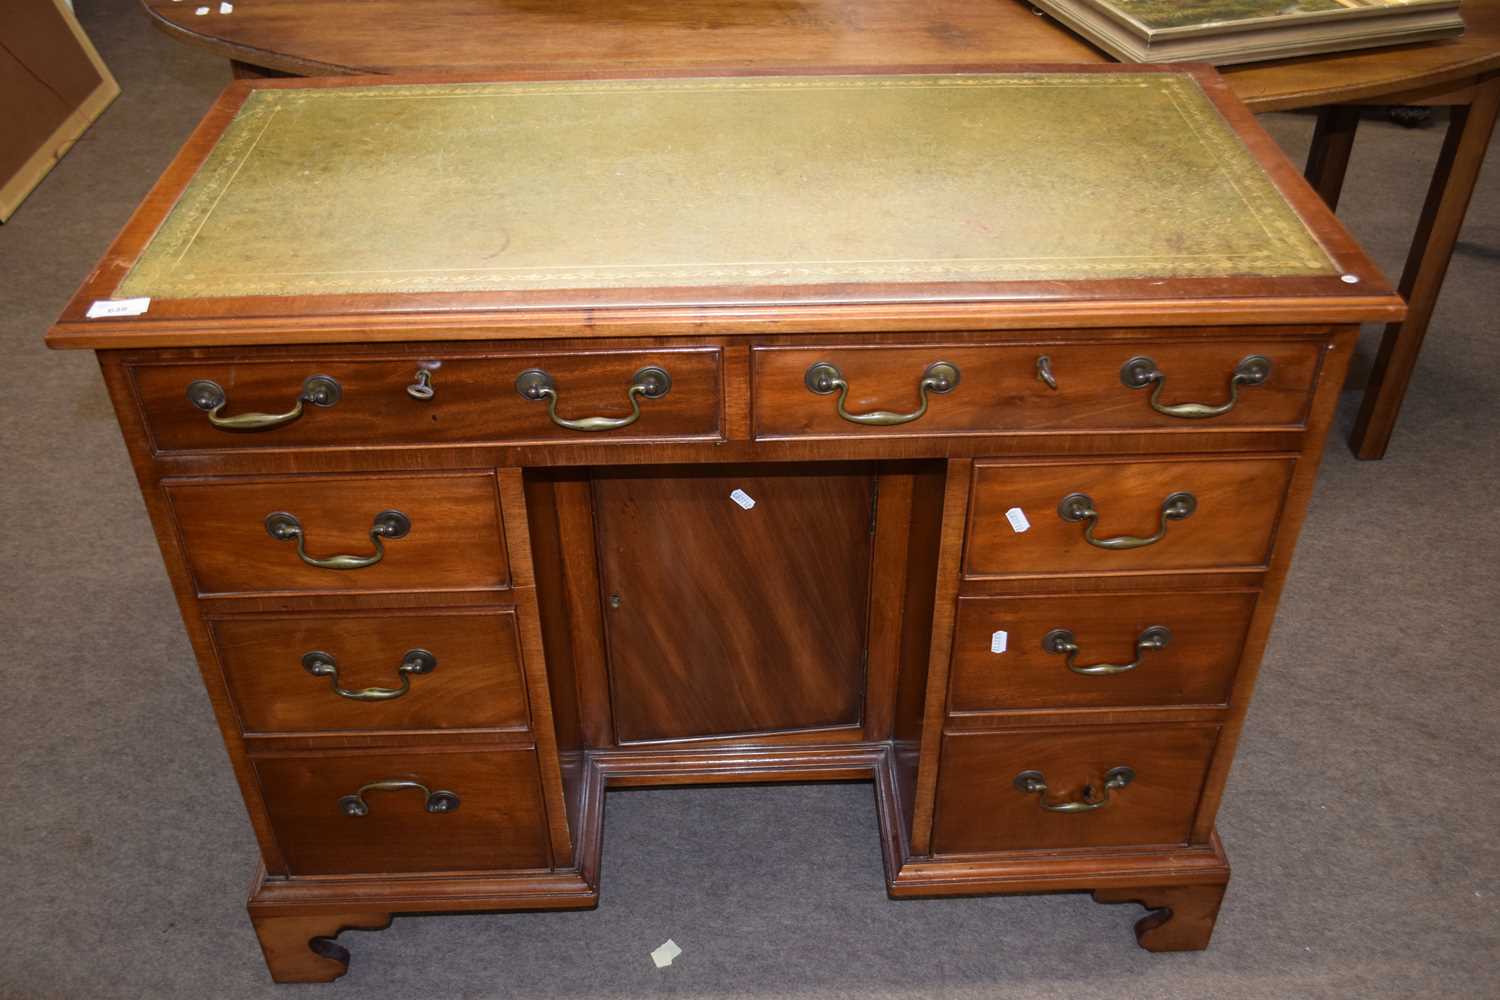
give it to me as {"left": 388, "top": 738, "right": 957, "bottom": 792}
{"left": 213, "top": 610, "right": 531, "bottom": 735}
{"left": 255, "top": 748, "right": 552, "bottom": 875}
{"left": 132, "top": 348, "right": 723, "bottom": 451}
{"left": 752, "top": 339, "right": 1323, "bottom": 438}
{"left": 165, "top": 472, "right": 509, "bottom": 597}
{"left": 932, "top": 725, "right": 1218, "bottom": 854}
{"left": 949, "top": 591, "right": 1257, "bottom": 711}
{"left": 964, "top": 457, "right": 1295, "bottom": 578}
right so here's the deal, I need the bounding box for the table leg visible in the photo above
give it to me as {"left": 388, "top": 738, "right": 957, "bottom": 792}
{"left": 1350, "top": 74, "right": 1500, "bottom": 460}
{"left": 230, "top": 59, "right": 285, "bottom": 79}
{"left": 1305, "top": 105, "right": 1361, "bottom": 211}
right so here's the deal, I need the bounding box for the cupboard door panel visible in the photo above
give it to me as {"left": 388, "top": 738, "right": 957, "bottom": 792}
{"left": 594, "top": 465, "right": 875, "bottom": 743}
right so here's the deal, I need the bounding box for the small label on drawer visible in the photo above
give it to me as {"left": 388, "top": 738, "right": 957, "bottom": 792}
{"left": 729, "top": 489, "right": 756, "bottom": 510}
{"left": 990, "top": 630, "right": 1008, "bottom": 654}
{"left": 86, "top": 297, "right": 150, "bottom": 319}
{"left": 1004, "top": 507, "right": 1030, "bottom": 533}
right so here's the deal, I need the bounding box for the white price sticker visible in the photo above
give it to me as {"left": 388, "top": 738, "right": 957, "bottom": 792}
{"left": 86, "top": 297, "right": 151, "bottom": 319}
{"left": 1004, "top": 507, "right": 1031, "bottom": 533}
{"left": 650, "top": 939, "right": 683, "bottom": 968}
{"left": 729, "top": 489, "right": 756, "bottom": 510}
{"left": 990, "top": 630, "right": 1008, "bottom": 654}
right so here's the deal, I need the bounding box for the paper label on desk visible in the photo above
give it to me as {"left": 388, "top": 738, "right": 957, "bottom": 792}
{"left": 1004, "top": 507, "right": 1030, "bottom": 533}
{"left": 86, "top": 297, "right": 150, "bottom": 319}
{"left": 650, "top": 939, "right": 682, "bottom": 968}
{"left": 729, "top": 489, "right": 756, "bottom": 510}
{"left": 219, "top": 2, "right": 233, "bottom": 12}
{"left": 990, "top": 630, "right": 1008, "bottom": 654}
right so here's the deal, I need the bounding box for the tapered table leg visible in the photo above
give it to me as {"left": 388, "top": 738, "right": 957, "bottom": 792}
{"left": 1305, "top": 105, "right": 1362, "bottom": 212}
{"left": 1350, "top": 73, "right": 1500, "bottom": 460}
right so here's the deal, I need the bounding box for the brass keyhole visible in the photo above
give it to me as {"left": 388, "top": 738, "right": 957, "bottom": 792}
{"left": 608, "top": 594, "right": 623, "bottom": 609}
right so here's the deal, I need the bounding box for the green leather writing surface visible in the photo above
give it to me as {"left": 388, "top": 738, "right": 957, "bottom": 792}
{"left": 119, "top": 73, "right": 1334, "bottom": 299}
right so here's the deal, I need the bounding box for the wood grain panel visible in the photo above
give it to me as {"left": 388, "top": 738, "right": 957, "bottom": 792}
{"left": 753, "top": 339, "right": 1323, "bottom": 438}
{"left": 212, "top": 610, "right": 529, "bottom": 734}
{"left": 131, "top": 347, "right": 723, "bottom": 452}
{"left": 932, "top": 725, "right": 1219, "bottom": 854}
{"left": 594, "top": 464, "right": 875, "bottom": 743}
{"left": 165, "top": 472, "right": 509, "bottom": 596}
{"left": 965, "top": 456, "right": 1296, "bottom": 578}
{"left": 134, "top": 0, "right": 1500, "bottom": 118}
{"left": 254, "top": 748, "right": 550, "bottom": 875}
{"left": 907, "top": 458, "right": 972, "bottom": 856}
{"left": 948, "top": 591, "right": 1259, "bottom": 712}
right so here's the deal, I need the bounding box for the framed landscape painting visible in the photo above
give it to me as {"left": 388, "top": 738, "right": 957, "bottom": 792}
{"left": 1032, "top": 0, "right": 1465, "bottom": 64}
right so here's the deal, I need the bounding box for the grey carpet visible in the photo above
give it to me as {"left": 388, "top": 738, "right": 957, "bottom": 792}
{"left": 2, "top": 2, "right": 1497, "bottom": 997}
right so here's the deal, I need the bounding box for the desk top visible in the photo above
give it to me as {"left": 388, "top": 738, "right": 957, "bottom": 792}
{"left": 119, "top": 72, "right": 1333, "bottom": 298}
{"left": 51, "top": 66, "right": 1402, "bottom": 348}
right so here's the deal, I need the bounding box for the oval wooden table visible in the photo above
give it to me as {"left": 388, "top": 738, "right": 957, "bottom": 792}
{"left": 141, "top": 0, "right": 1500, "bottom": 459}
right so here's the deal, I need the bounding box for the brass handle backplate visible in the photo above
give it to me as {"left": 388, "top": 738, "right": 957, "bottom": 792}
{"left": 515, "top": 366, "right": 671, "bottom": 431}
{"left": 1121, "top": 355, "right": 1271, "bottom": 419}
{"left": 187, "top": 375, "right": 340, "bottom": 431}
{"left": 804, "top": 360, "right": 959, "bottom": 426}
{"left": 1057, "top": 491, "right": 1196, "bottom": 549}
{"left": 338, "top": 780, "right": 459, "bottom": 817}
{"left": 1014, "top": 766, "right": 1135, "bottom": 812}
{"left": 302, "top": 648, "right": 437, "bottom": 701}
{"left": 1042, "top": 626, "right": 1171, "bottom": 675}
{"left": 264, "top": 509, "right": 410, "bottom": 570}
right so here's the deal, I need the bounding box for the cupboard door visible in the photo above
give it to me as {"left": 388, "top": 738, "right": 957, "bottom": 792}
{"left": 594, "top": 465, "right": 875, "bottom": 743}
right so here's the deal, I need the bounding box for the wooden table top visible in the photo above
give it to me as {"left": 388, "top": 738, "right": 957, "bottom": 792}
{"left": 143, "top": 0, "right": 1500, "bottom": 111}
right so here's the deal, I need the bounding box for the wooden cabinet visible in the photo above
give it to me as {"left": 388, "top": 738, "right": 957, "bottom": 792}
{"left": 47, "top": 67, "right": 1404, "bottom": 983}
